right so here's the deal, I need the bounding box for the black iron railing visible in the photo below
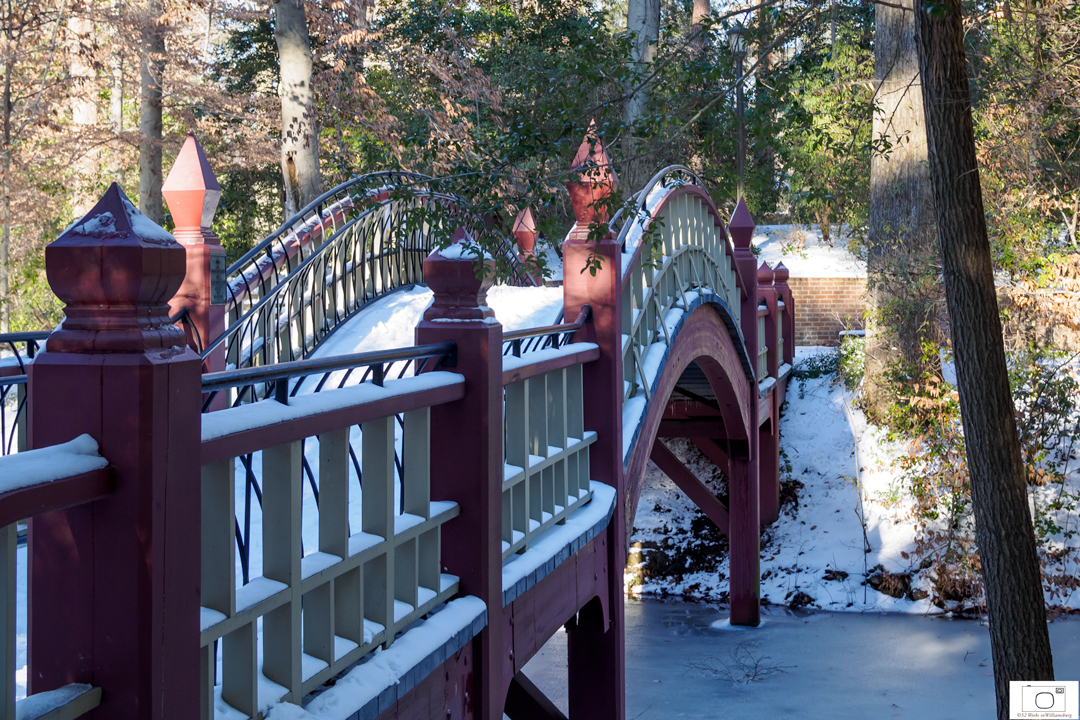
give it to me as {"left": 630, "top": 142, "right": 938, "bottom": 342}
{"left": 501, "top": 305, "right": 592, "bottom": 357}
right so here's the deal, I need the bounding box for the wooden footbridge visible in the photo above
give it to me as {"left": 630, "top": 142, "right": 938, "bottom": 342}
{"left": 0, "top": 131, "right": 794, "bottom": 720}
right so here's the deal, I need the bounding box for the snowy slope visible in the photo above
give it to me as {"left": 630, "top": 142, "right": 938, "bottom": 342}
{"left": 627, "top": 347, "right": 1080, "bottom": 615}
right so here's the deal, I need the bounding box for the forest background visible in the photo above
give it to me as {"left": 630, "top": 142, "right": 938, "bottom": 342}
{"left": 2, "top": 0, "right": 1080, "bottom": 621}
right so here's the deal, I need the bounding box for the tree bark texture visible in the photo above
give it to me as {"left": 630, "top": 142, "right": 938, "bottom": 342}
{"left": 866, "top": 0, "right": 941, "bottom": 412}
{"left": 913, "top": 0, "right": 1055, "bottom": 715}
{"left": 69, "top": 16, "right": 99, "bottom": 217}
{"left": 624, "top": 0, "right": 659, "bottom": 194}
{"left": 274, "top": 0, "right": 322, "bottom": 219}
{"left": 1, "top": 58, "right": 12, "bottom": 333}
{"left": 139, "top": 0, "right": 166, "bottom": 225}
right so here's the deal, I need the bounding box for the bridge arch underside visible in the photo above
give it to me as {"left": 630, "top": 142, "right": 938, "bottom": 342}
{"left": 624, "top": 299, "right": 754, "bottom": 539}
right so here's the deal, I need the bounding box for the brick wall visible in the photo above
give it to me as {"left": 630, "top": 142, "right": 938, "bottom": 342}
{"left": 788, "top": 276, "right": 866, "bottom": 346}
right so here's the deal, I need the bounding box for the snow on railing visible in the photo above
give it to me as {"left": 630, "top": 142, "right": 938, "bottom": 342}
{"left": 0, "top": 435, "right": 112, "bottom": 720}
{"left": 618, "top": 186, "right": 743, "bottom": 457}
{"left": 198, "top": 367, "right": 466, "bottom": 717}
{"left": 757, "top": 305, "right": 768, "bottom": 381}
{"left": 501, "top": 343, "right": 600, "bottom": 560}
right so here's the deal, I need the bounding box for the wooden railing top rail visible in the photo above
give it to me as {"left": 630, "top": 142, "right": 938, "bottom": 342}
{"left": 502, "top": 343, "right": 599, "bottom": 386}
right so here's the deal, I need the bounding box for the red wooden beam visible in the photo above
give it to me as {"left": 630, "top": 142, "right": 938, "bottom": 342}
{"left": 656, "top": 418, "right": 727, "bottom": 438}
{"left": 505, "top": 673, "right": 568, "bottom": 720}
{"left": 0, "top": 466, "right": 114, "bottom": 529}
{"left": 502, "top": 345, "right": 600, "bottom": 386}
{"left": 649, "top": 439, "right": 729, "bottom": 535}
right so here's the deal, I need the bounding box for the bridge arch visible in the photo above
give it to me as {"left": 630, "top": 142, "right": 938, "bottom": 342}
{"left": 623, "top": 297, "right": 754, "bottom": 532}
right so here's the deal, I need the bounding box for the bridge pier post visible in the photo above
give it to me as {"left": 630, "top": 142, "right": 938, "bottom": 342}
{"left": 758, "top": 263, "right": 781, "bottom": 526}
{"left": 27, "top": 184, "right": 203, "bottom": 718}
{"left": 163, "top": 133, "right": 227, "bottom": 373}
{"left": 728, "top": 199, "right": 761, "bottom": 627}
{"left": 561, "top": 127, "right": 625, "bottom": 720}
{"left": 416, "top": 244, "right": 505, "bottom": 720}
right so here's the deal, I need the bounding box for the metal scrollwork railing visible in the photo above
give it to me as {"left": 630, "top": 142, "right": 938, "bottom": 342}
{"left": 501, "top": 305, "right": 591, "bottom": 357}
{"left": 0, "top": 332, "right": 50, "bottom": 458}
{"left": 210, "top": 174, "right": 534, "bottom": 371}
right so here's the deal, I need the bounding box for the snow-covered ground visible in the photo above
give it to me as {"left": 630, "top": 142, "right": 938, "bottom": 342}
{"left": 753, "top": 225, "right": 865, "bottom": 278}
{"left": 627, "top": 346, "right": 1080, "bottom": 615}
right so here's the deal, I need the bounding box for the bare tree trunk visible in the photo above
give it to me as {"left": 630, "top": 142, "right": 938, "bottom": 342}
{"left": 624, "top": 0, "right": 659, "bottom": 193}
{"left": 864, "top": 0, "right": 940, "bottom": 414}
{"left": 139, "top": 0, "right": 165, "bottom": 224}
{"left": 1, "top": 59, "right": 11, "bottom": 333}
{"left": 274, "top": 0, "right": 322, "bottom": 218}
{"left": 110, "top": 49, "right": 125, "bottom": 184}
{"left": 913, "top": 1, "right": 1055, "bottom": 716}
{"left": 689, "top": 0, "right": 708, "bottom": 52}
{"left": 69, "top": 15, "right": 99, "bottom": 217}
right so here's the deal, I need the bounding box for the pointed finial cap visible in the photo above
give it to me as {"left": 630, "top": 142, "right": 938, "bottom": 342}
{"left": 46, "top": 183, "right": 187, "bottom": 352}
{"left": 728, "top": 197, "right": 756, "bottom": 249}
{"left": 512, "top": 206, "right": 537, "bottom": 254}
{"left": 163, "top": 133, "right": 222, "bottom": 229}
{"left": 566, "top": 121, "right": 620, "bottom": 226}
{"left": 758, "top": 261, "right": 774, "bottom": 285}
{"left": 773, "top": 262, "right": 789, "bottom": 283}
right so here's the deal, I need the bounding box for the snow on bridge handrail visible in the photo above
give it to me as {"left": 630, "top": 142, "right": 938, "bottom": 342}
{"left": 199, "top": 361, "right": 466, "bottom": 716}
{"left": 0, "top": 435, "right": 111, "bottom": 720}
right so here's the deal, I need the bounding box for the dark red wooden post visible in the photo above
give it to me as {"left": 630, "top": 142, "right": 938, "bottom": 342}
{"left": 512, "top": 206, "right": 540, "bottom": 284}
{"left": 727, "top": 198, "right": 761, "bottom": 626}
{"left": 27, "top": 184, "right": 202, "bottom": 718}
{"left": 561, "top": 124, "right": 625, "bottom": 720}
{"left": 773, "top": 262, "right": 795, "bottom": 367}
{"left": 163, "top": 133, "right": 226, "bottom": 372}
{"left": 757, "top": 262, "right": 780, "bottom": 525}
{"left": 416, "top": 245, "right": 505, "bottom": 720}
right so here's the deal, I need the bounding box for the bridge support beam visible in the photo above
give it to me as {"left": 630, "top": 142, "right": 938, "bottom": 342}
{"left": 505, "top": 673, "right": 568, "bottom": 720}
{"left": 417, "top": 246, "right": 506, "bottom": 720}
{"left": 27, "top": 184, "right": 203, "bottom": 718}
{"left": 728, "top": 199, "right": 762, "bottom": 627}
{"left": 649, "top": 439, "right": 729, "bottom": 534}
{"left": 562, "top": 127, "right": 625, "bottom": 720}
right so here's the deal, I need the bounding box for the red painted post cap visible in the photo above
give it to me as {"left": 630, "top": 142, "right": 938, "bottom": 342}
{"left": 423, "top": 229, "right": 497, "bottom": 323}
{"left": 757, "top": 261, "right": 774, "bottom": 285}
{"left": 566, "top": 120, "right": 619, "bottom": 226}
{"left": 773, "top": 262, "right": 789, "bottom": 283}
{"left": 45, "top": 183, "right": 188, "bottom": 353}
{"left": 728, "top": 197, "right": 756, "bottom": 249}
{"left": 162, "top": 133, "right": 222, "bottom": 229}
{"left": 512, "top": 206, "right": 537, "bottom": 254}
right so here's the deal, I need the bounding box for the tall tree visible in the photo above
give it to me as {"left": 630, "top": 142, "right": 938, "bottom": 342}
{"left": 139, "top": 0, "right": 166, "bottom": 224}
{"left": 69, "top": 14, "right": 99, "bottom": 216}
{"left": 274, "top": 0, "right": 322, "bottom": 218}
{"left": 912, "top": 0, "right": 1055, "bottom": 715}
{"left": 624, "top": 0, "right": 659, "bottom": 191}
{"left": 865, "top": 0, "right": 940, "bottom": 413}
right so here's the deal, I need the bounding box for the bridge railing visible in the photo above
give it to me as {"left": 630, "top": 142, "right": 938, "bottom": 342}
{"left": 0, "top": 332, "right": 48, "bottom": 458}
{"left": 502, "top": 340, "right": 600, "bottom": 559}
{"left": 198, "top": 346, "right": 465, "bottom": 716}
{"left": 0, "top": 436, "right": 112, "bottom": 719}
{"left": 615, "top": 168, "right": 744, "bottom": 405}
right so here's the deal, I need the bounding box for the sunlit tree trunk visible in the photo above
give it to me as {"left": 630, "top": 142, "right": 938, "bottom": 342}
{"left": 864, "top": 0, "right": 940, "bottom": 415}
{"left": 69, "top": 15, "right": 99, "bottom": 216}
{"left": 274, "top": 0, "right": 322, "bottom": 218}
{"left": 1, "top": 59, "right": 10, "bottom": 333}
{"left": 139, "top": 0, "right": 166, "bottom": 224}
{"left": 913, "top": 1, "right": 1055, "bottom": 715}
{"left": 624, "top": 0, "right": 659, "bottom": 193}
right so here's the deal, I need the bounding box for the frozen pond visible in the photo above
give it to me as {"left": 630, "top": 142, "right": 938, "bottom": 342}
{"left": 522, "top": 598, "right": 1080, "bottom": 719}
